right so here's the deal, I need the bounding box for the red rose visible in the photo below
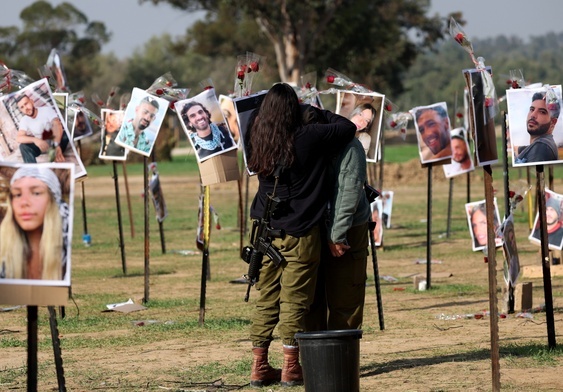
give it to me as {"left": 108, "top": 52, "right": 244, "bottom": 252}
{"left": 305, "top": 82, "right": 311, "bottom": 89}
{"left": 93, "top": 118, "right": 100, "bottom": 126}
{"left": 166, "top": 81, "right": 172, "bottom": 87}
{"left": 156, "top": 89, "right": 164, "bottom": 95}
{"left": 385, "top": 104, "right": 392, "bottom": 111}
{"left": 508, "top": 191, "right": 515, "bottom": 198}
{"left": 169, "top": 101, "right": 176, "bottom": 110}
{"left": 203, "top": 86, "right": 213, "bottom": 90}
{"left": 389, "top": 121, "right": 397, "bottom": 128}
{"left": 239, "top": 64, "right": 248, "bottom": 73}
{"left": 511, "top": 81, "right": 519, "bottom": 89}
{"left": 456, "top": 112, "right": 463, "bottom": 118}
{"left": 237, "top": 70, "right": 245, "bottom": 81}
{"left": 97, "top": 100, "right": 104, "bottom": 106}
{"left": 454, "top": 33, "right": 464, "bottom": 45}
{"left": 327, "top": 75, "right": 335, "bottom": 83}
{"left": 485, "top": 97, "right": 493, "bottom": 107}
{"left": 250, "top": 61, "right": 259, "bottom": 72}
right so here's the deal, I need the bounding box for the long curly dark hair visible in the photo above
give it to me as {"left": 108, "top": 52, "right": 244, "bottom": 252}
{"left": 247, "top": 83, "right": 301, "bottom": 176}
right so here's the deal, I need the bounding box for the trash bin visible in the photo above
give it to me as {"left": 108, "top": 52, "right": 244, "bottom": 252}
{"left": 295, "top": 329, "right": 362, "bottom": 392}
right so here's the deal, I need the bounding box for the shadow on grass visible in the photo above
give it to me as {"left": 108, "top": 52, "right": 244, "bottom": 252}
{"left": 396, "top": 299, "right": 489, "bottom": 311}
{"left": 111, "top": 269, "right": 176, "bottom": 278}
{"left": 360, "top": 343, "right": 563, "bottom": 378}
{"left": 360, "top": 349, "right": 491, "bottom": 377}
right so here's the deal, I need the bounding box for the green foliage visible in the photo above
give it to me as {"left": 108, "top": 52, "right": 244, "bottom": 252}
{"left": 0, "top": 0, "right": 110, "bottom": 90}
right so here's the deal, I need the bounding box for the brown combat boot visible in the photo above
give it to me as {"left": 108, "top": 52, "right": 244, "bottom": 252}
{"left": 250, "top": 347, "right": 281, "bottom": 387}
{"left": 281, "top": 345, "right": 303, "bottom": 387}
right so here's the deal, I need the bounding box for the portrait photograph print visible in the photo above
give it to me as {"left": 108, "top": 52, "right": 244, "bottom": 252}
{"left": 443, "top": 127, "right": 474, "bottom": 178}
{"left": 0, "top": 78, "right": 86, "bottom": 179}
{"left": 463, "top": 67, "right": 498, "bottom": 166}
{"left": 71, "top": 107, "right": 94, "bottom": 141}
{"left": 219, "top": 94, "right": 241, "bottom": 146}
{"left": 465, "top": 199, "right": 503, "bottom": 252}
{"left": 234, "top": 90, "right": 268, "bottom": 175}
{"left": 529, "top": 188, "right": 563, "bottom": 250}
{"left": 501, "top": 214, "right": 520, "bottom": 286}
{"left": 0, "top": 162, "right": 74, "bottom": 287}
{"left": 99, "top": 109, "right": 127, "bottom": 161}
{"left": 410, "top": 102, "right": 452, "bottom": 165}
{"left": 336, "top": 91, "right": 385, "bottom": 163}
{"left": 175, "top": 88, "right": 237, "bottom": 163}
{"left": 114, "top": 87, "right": 168, "bottom": 157}
{"left": 381, "top": 190, "right": 394, "bottom": 229}
{"left": 370, "top": 199, "right": 384, "bottom": 247}
{"left": 506, "top": 85, "right": 563, "bottom": 167}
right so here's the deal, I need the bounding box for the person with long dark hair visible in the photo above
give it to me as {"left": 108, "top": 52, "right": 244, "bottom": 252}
{"left": 245, "top": 83, "right": 355, "bottom": 387}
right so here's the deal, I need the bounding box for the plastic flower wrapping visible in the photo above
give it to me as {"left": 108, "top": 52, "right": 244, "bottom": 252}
{"left": 387, "top": 111, "right": 412, "bottom": 141}
{"left": 233, "top": 52, "right": 262, "bottom": 98}
{"left": 146, "top": 72, "right": 189, "bottom": 111}
{"left": 544, "top": 84, "right": 561, "bottom": 119}
{"left": 450, "top": 18, "right": 499, "bottom": 119}
{"left": 508, "top": 69, "right": 525, "bottom": 89}
{"left": 0, "top": 62, "right": 35, "bottom": 95}
{"left": 324, "top": 68, "right": 372, "bottom": 94}
{"left": 297, "top": 71, "right": 321, "bottom": 106}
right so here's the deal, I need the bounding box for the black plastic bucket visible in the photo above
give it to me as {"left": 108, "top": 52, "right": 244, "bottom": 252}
{"left": 295, "top": 329, "right": 362, "bottom": 392}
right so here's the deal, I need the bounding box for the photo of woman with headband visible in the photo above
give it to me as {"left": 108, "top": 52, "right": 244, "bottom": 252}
{"left": 0, "top": 164, "right": 73, "bottom": 284}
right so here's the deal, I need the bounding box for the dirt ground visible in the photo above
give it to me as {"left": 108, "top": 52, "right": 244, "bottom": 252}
{"left": 1, "top": 161, "right": 562, "bottom": 391}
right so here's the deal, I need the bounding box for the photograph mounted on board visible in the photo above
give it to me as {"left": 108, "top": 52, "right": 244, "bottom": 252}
{"left": 99, "top": 109, "right": 127, "bottom": 161}
{"left": 507, "top": 85, "right": 563, "bottom": 167}
{"left": 443, "top": 127, "right": 474, "bottom": 178}
{"left": 219, "top": 94, "right": 241, "bottom": 146}
{"left": 370, "top": 199, "right": 384, "bottom": 247}
{"left": 234, "top": 90, "right": 268, "bottom": 175}
{"left": 381, "top": 190, "right": 394, "bottom": 229}
{"left": 0, "top": 79, "right": 86, "bottom": 179}
{"left": 411, "top": 102, "right": 452, "bottom": 165}
{"left": 529, "top": 188, "right": 563, "bottom": 250}
{"left": 465, "top": 199, "right": 503, "bottom": 252}
{"left": 0, "top": 162, "right": 74, "bottom": 287}
{"left": 148, "top": 162, "right": 168, "bottom": 223}
{"left": 175, "top": 88, "right": 237, "bottom": 163}
{"left": 501, "top": 214, "right": 520, "bottom": 286}
{"left": 71, "top": 107, "right": 94, "bottom": 141}
{"left": 336, "top": 91, "right": 385, "bottom": 163}
{"left": 463, "top": 67, "right": 498, "bottom": 166}
{"left": 114, "top": 88, "right": 168, "bottom": 157}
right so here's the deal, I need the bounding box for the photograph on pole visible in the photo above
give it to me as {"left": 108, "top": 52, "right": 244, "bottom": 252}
{"left": 410, "top": 101, "right": 453, "bottom": 165}
{"left": 465, "top": 199, "right": 503, "bottom": 252}
{"left": 336, "top": 91, "right": 385, "bottom": 163}
{"left": 175, "top": 88, "right": 238, "bottom": 163}
{"left": 529, "top": 188, "right": 563, "bottom": 250}
{"left": 0, "top": 162, "right": 74, "bottom": 287}
{"left": 0, "top": 78, "right": 86, "bottom": 179}
{"left": 506, "top": 85, "right": 563, "bottom": 167}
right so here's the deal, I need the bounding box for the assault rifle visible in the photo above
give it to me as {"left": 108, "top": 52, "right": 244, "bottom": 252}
{"left": 241, "top": 169, "right": 286, "bottom": 302}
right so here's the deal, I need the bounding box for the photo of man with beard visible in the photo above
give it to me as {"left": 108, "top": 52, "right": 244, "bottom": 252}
{"left": 412, "top": 102, "right": 452, "bottom": 164}
{"left": 515, "top": 91, "right": 561, "bottom": 164}
{"left": 531, "top": 193, "right": 563, "bottom": 249}
{"left": 443, "top": 127, "right": 474, "bottom": 178}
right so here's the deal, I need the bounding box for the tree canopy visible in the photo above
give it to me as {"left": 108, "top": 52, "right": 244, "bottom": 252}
{"left": 0, "top": 1, "right": 110, "bottom": 90}
{"left": 143, "top": 0, "right": 461, "bottom": 96}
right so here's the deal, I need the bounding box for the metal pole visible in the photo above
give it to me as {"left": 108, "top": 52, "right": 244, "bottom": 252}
{"left": 112, "top": 162, "right": 127, "bottom": 275}
{"left": 27, "top": 306, "right": 38, "bottom": 392}
{"left": 501, "top": 112, "right": 514, "bottom": 313}
{"left": 122, "top": 162, "right": 135, "bottom": 238}
{"left": 199, "top": 185, "right": 210, "bottom": 326}
{"left": 426, "top": 165, "right": 432, "bottom": 289}
{"left": 77, "top": 140, "right": 90, "bottom": 245}
{"left": 535, "top": 165, "right": 557, "bottom": 348}
{"left": 446, "top": 178, "right": 453, "bottom": 238}
{"left": 484, "top": 165, "right": 501, "bottom": 391}
{"left": 143, "top": 157, "right": 150, "bottom": 304}
{"left": 48, "top": 307, "right": 66, "bottom": 392}
{"left": 368, "top": 221, "right": 384, "bottom": 330}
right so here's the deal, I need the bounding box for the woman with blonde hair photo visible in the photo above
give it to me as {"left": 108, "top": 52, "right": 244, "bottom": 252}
{"left": 0, "top": 165, "right": 69, "bottom": 281}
